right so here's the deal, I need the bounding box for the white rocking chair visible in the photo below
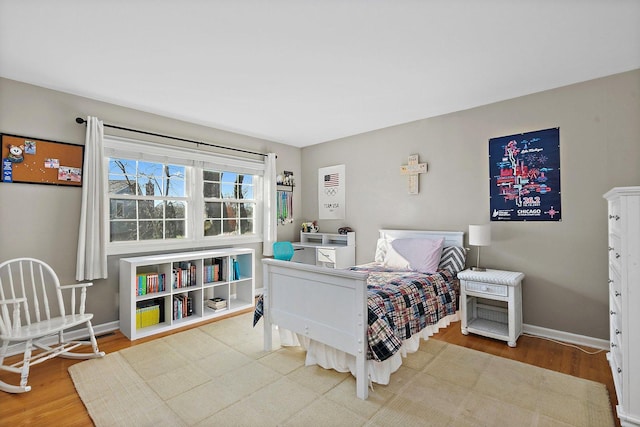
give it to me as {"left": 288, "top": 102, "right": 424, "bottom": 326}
{"left": 0, "top": 258, "right": 105, "bottom": 393}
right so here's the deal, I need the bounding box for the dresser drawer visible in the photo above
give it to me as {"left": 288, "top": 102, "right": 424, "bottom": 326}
{"left": 464, "top": 281, "right": 508, "bottom": 297}
{"left": 609, "top": 268, "right": 622, "bottom": 303}
{"left": 608, "top": 234, "right": 622, "bottom": 271}
{"left": 608, "top": 200, "right": 621, "bottom": 234}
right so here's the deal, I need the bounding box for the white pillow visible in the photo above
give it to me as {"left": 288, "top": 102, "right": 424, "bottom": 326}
{"left": 374, "top": 238, "right": 391, "bottom": 263}
{"left": 383, "top": 243, "right": 411, "bottom": 269}
{"left": 389, "top": 237, "right": 445, "bottom": 274}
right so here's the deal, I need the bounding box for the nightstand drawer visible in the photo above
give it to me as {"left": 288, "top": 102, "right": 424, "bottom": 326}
{"left": 317, "top": 247, "right": 336, "bottom": 264}
{"left": 465, "top": 281, "right": 508, "bottom": 297}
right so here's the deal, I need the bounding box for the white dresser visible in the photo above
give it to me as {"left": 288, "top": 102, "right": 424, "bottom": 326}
{"left": 604, "top": 186, "right": 640, "bottom": 427}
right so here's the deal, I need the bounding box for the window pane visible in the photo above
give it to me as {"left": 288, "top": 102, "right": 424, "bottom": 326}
{"left": 203, "top": 182, "right": 220, "bottom": 198}
{"left": 109, "top": 174, "right": 137, "bottom": 195}
{"left": 109, "top": 159, "right": 136, "bottom": 176}
{"left": 238, "top": 203, "right": 254, "bottom": 218}
{"left": 165, "top": 164, "right": 186, "bottom": 197}
{"left": 221, "top": 182, "right": 235, "bottom": 199}
{"left": 204, "top": 219, "right": 222, "bottom": 236}
{"left": 139, "top": 221, "right": 164, "bottom": 240}
{"left": 140, "top": 178, "right": 161, "bottom": 196}
{"left": 222, "top": 203, "right": 237, "bottom": 219}
{"left": 166, "top": 201, "right": 186, "bottom": 219}
{"left": 240, "top": 219, "right": 253, "bottom": 234}
{"left": 203, "top": 171, "right": 220, "bottom": 181}
{"left": 241, "top": 182, "right": 254, "bottom": 199}
{"left": 165, "top": 220, "right": 185, "bottom": 239}
{"left": 221, "top": 172, "right": 237, "bottom": 184}
{"left": 110, "top": 221, "right": 137, "bottom": 241}
{"left": 166, "top": 177, "right": 185, "bottom": 197}
{"left": 138, "top": 200, "right": 163, "bottom": 219}
{"left": 223, "top": 219, "right": 237, "bottom": 234}
{"left": 205, "top": 202, "right": 222, "bottom": 218}
{"left": 110, "top": 199, "right": 137, "bottom": 219}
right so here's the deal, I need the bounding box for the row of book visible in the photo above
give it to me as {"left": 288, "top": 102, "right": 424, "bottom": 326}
{"left": 135, "top": 258, "right": 242, "bottom": 297}
{"left": 136, "top": 304, "right": 160, "bottom": 329}
{"left": 136, "top": 273, "right": 167, "bottom": 296}
{"left": 173, "top": 294, "right": 193, "bottom": 320}
{"left": 203, "top": 263, "right": 221, "bottom": 283}
{"left": 173, "top": 262, "right": 197, "bottom": 289}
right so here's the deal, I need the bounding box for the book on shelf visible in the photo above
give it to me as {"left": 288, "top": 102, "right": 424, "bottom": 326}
{"left": 172, "top": 262, "right": 197, "bottom": 289}
{"left": 135, "top": 272, "right": 166, "bottom": 296}
{"left": 136, "top": 304, "right": 160, "bottom": 329}
{"left": 232, "top": 258, "right": 240, "bottom": 280}
{"left": 173, "top": 294, "right": 194, "bottom": 320}
{"left": 206, "top": 297, "right": 227, "bottom": 310}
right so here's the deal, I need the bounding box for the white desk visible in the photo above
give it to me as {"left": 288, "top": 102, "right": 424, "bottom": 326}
{"left": 292, "top": 232, "right": 355, "bottom": 269}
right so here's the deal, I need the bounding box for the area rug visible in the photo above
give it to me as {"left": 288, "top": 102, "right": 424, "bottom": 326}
{"left": 69, "top": 313, "right": 614, "bottom": 426}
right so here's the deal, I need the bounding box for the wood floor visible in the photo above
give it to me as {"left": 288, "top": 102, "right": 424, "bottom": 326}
{"left": 0, "top": 312, "right": 618, "bottom": 427}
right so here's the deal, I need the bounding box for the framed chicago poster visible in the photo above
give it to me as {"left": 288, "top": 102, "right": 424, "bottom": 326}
{"left": 489, "top": 127, "right": 561, "bottom": 222}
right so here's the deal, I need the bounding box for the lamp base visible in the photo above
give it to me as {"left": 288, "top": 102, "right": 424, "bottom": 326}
{"left": 471, "top": 266, "right": 487, "bottom": 272}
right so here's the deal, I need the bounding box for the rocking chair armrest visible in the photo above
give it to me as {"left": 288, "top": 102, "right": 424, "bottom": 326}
{"left": 59, "top": 282, "right": 94, "bottom": 290}
{"left": 0, "top": 297, "right": 27, "bottom": 306}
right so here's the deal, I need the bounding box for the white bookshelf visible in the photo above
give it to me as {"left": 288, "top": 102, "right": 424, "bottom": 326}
{"left": 119, "top": 248, "right": 254, "bottom": 340}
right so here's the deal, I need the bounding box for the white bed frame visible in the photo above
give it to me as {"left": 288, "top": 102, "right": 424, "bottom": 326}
{"left": 261, "top": 229, "right": 464, "bottom": 399}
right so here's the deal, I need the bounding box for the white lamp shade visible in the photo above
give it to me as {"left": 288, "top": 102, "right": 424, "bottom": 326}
{"left": 469, "top": 224, "right": 491, "bottom": 246}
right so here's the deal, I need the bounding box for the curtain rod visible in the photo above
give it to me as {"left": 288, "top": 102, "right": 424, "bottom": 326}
{"left": 75, "top": 117, "right": 268, "bottom": 157}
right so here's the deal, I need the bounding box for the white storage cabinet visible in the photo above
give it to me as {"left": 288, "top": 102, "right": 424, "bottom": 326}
{"left": 119, "top": 248, "right": 254, "bottom": 340}
{"left": 604, "top": 186, "right": 640, "bottom": 426}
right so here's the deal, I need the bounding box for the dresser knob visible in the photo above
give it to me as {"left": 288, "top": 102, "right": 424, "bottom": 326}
{"left": 615, "top": 329, "right": 621, "bottom": 335}
{"left": 618, "top": 367, "right": 622, "bottom": 373}
{"left": 610, "top": 310, "right": 616, "bottom": 315}
{"left": 608, "top": 246, "right": 614, "bottom": 251}
{"left": 608, "top": 279, "right": 613, "bottom": 284}
{"left": 611, "top": 342, "right": 617, "bottom": 348}
{"left": 615, "top": 291, "right": 621, "bottom": 297}
{"left": 609, "top": 214, "right": 620, "bottom": 221}
{"left": 615, "top": 253, "right": 621, "bottom": 259}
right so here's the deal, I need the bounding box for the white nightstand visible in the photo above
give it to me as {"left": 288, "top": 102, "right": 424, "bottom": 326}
{"left": 458, "top": 268, "right": 524, "bottom": 347}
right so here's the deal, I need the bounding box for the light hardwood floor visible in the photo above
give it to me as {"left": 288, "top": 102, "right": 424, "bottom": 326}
{"left": 0, "top": 310, "right": 618, "bottom": 427}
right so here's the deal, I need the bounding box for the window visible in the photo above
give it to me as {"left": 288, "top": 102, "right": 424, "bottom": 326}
{"left": 203, "top": 171, "right": 255, "bottom": 237}
{"left": 108, "top": 159, "right": 187, "bottom": 242}
{"left": 104, "top": 136, "right": 265, "bottom": 255}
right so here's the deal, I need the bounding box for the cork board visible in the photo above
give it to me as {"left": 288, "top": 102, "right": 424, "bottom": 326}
{"left": 1, "top": 133, "right": 84, "bottom": 187}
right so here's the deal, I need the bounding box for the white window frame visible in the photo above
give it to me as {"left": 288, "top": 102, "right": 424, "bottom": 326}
{"left": 104, "top": 136, "right": 265, "bottom": 256}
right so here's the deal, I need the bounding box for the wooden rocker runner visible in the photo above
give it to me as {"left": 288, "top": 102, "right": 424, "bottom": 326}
{"left": 0, "top": 258, "right": 105, "bottom": 393}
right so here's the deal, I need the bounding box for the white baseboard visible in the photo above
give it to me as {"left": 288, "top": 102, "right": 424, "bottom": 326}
{"left": 523, "top": 323, "right": 609, "bottom": 350}
{"left": 3, "top": 319, "right": 608, "bottom": 358}
{"left": 3, "top": 321, "right": 120, "bottom": 358}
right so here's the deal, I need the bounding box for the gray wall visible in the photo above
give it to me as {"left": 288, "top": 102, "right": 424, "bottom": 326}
{"left": 301, "top": 69, "right": 640, "bottom": 340}
{"left": 2, "top": 70, "right": 638, "bottom": 340}
{"left": 0, "top": 77, "right": 301, "bottom": 326}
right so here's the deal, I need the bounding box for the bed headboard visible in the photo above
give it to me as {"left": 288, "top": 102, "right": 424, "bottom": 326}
{"left": 378, "top": 229, "right": 464, "bottom": 247}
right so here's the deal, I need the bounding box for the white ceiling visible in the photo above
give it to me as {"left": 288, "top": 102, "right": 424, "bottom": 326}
{"left": 1, "top": 1, "right": 639, "bottom": 148}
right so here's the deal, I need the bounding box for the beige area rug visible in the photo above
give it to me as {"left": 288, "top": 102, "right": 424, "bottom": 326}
{"left": 69, "top": 313, "right": 614, "bottom": 427}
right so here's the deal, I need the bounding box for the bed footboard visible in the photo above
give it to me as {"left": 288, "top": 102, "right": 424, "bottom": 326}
{"left": 262, "top": 258, "right": 370, "bottom": 399}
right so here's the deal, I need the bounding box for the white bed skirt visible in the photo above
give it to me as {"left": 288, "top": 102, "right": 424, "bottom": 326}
{"left": 276, "top": 311, "right": 460, "bottom": 385}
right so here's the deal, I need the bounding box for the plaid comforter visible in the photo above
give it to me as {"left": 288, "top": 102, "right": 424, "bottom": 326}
{"left": 254, "top": 263, "right": 458, "bottom": 362}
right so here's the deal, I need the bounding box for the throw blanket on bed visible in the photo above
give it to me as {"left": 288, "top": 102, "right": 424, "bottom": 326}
{"left": 253, "top": 264, "right": 458, "bottom": 362}
{"left": 350, "top": 264, "right": 457, "bottom": 361}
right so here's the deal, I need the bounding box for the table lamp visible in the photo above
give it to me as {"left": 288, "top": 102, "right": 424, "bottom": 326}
{"left": 469, "top": 224, "right": 491, "bottom": 271}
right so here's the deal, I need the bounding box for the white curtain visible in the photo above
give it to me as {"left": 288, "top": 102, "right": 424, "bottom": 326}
{"left": 263, "top": 153, "right": 277, "bottom": 256}
{"left": 76, "top": 116, "right": 108, "bottom": 280}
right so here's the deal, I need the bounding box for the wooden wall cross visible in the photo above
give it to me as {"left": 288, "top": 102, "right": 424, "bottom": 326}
{"left": 400, "top": 154, "right": 427, "bottom": 194}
